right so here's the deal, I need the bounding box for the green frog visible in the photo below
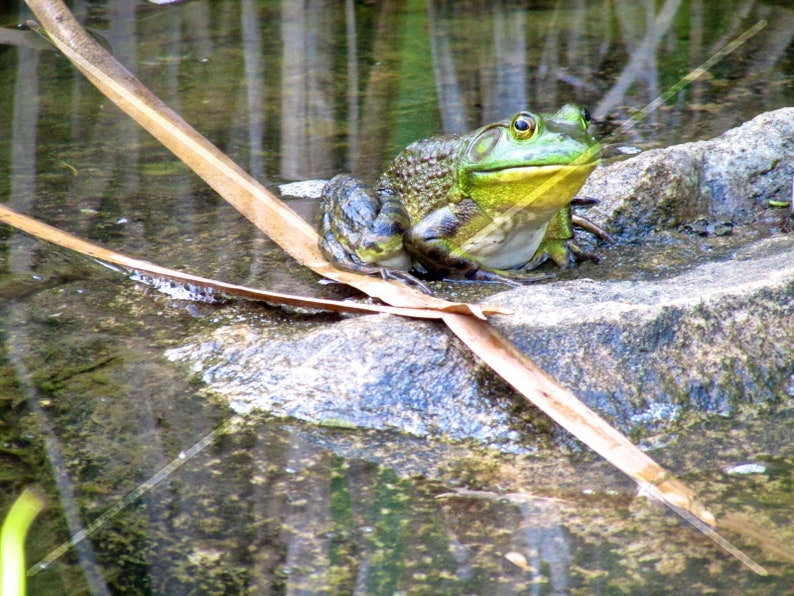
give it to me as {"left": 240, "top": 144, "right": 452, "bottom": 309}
{"left": 319, "top": 104, "right": 603, "bottom": 291}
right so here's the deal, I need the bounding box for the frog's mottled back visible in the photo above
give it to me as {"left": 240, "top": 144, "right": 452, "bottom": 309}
{"left": 378, "top": 134, "right": 467, "bottom": 221}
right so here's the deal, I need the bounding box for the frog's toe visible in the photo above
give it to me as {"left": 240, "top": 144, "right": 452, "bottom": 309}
{"left": 379, "top": 268, "right": 433, "bottom": 295}
{"left": 566, "top": 241, "right": 601, "bottom": 265}
{"left": 528, "top": 239, "right": 599, "bottom": 269}
{"left": 470, "top": 268, "right": 555, "bottom": 286}
{"left": 571, "top": 214, "right": 615, "bottom": 244}
{"left": 524, "top": 240, "right": 571, "bottom": 269}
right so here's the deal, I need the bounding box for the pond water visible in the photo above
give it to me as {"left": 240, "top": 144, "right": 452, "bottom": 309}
{"left": 1, "top": 0, "right": 793, "bottom": 593}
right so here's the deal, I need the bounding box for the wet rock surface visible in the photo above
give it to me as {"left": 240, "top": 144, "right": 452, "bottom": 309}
{"left": 167, "top": 108, "right": 794, "bottom": 444}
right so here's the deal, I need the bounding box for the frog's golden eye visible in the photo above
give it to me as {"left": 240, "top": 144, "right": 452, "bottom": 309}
{"left": 511, "top": 113, "right": 536, "bottom": 140}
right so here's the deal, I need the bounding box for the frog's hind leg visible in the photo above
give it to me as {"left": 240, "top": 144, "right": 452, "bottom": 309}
{"left": 319, "top": 174, "right": 407, "bottom": 269}
{"left": 318, "top": 175, "right": 431, "bottom": 293}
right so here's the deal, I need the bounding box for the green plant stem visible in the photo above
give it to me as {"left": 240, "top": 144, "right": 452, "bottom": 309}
{"left": 1, "top": 489, "right": 45, "bottom": 596}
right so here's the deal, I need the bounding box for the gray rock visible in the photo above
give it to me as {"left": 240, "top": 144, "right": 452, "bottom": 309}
{"left": 166, "top": 315, "right": 525, "bottom": 447}
{"left": 582, "top": 107, "right": 794, "bottom": 241}
{"left": 168, "top": 108, "right": 794, "bottom": 445}
{"left": 490, "top": 234, "right": 794, "bottom": 431}
{"left": 278, "top": 178, "right": 327, "bottom": 200}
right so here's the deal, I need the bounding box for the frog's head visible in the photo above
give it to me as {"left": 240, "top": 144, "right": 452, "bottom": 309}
{"left": 457, "top": 104, "right": 601, "bottom": 214}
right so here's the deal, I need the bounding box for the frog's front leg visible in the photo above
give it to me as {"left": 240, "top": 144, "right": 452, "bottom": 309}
{"left": 404, "top": 200, "right": 552, "bottom": 285}
{"left": 524, "top": 204, "right": 602, "bottom": 269}
{"left": 319, "top": 175, "right": 431, "bottom": 292}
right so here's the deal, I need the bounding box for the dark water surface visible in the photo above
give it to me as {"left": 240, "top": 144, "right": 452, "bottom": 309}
{"left": 1, "top": 0, "right": 793, "bottom": 593}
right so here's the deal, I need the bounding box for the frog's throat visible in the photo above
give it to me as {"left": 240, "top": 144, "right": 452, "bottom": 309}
{"left": 468, "top": 162, "right": 598, "bottom": 212}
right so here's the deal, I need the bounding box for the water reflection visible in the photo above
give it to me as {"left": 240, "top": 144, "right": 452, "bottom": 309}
{"left": 1, "top": 0, "right": 794, "bottom": 593}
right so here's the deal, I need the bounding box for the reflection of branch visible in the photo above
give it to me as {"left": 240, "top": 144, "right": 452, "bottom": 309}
{"left": 0, "top": 27, "right": 49, "bottom": 49}
{"left": 605, "top": 20, "right": 767, "bottom": 143}
{"left": 485, "top": 8, "right": 527, "bottom": 121}
{"left": 736, "top": 6, "right": 794, "bottom": 73}
{"left": 436, "top": 488, "right": 569, "bottom": 504}
{"left": 354, "top": 0, "right": 404, "bottom": 176}
{"left": 344, "top": 0, "right": 360, "bottom": 171}
{"left": 592, "top": 0, "right": 683, "bottom": 121}
{"left": 426, "top": 0, "right": 468, "bottom": 133}
{"left": 279, "top": 2, "right": 335, "bottom": 180}
{"left": 241, "top": 0, "right": 266, "bottom": 181}
{"left": 708, "top": 0, "right": 757, "bottom": 54}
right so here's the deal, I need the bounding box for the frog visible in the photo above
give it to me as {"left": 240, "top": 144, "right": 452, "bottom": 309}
{"left": 318, "top": 103, "right": 604, "bottom": 292}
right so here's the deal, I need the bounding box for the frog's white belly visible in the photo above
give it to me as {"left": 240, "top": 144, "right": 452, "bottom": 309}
{"left": 461, "top": 212, "right": 551, "bottom": 270}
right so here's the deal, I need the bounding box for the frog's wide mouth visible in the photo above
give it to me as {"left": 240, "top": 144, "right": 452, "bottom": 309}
{"left": 469, "top": 161, "right": 599, "bottom": 182}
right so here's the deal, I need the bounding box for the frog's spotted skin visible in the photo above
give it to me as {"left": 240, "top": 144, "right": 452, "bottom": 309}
{"left": 319, "top": 104, "right": 601, "bottom": 289}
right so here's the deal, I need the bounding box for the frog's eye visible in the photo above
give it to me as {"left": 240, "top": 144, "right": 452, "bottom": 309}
{"left": 582, "top": 108, "right": 592, "bottom": 125}
{"left": 511, "top": 113, "right": 536, "bottom": 140}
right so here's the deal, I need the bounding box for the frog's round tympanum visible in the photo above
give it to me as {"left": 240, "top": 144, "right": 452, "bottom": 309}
{"left": 319, "top": 104, "right": 603, "bottom": 291}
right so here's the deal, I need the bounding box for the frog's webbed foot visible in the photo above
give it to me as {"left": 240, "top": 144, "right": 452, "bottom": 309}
{"left": 522, "top": 203, "right": 614, "bottom": 270}
{"left": 523, "top": 239, "right": 575, "bottom": 269}
{"left": 523, "top": 238, "right": 600, "bottom": 270}
{"left": 565, "top": 240, "right": 601, "bottom": 264}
